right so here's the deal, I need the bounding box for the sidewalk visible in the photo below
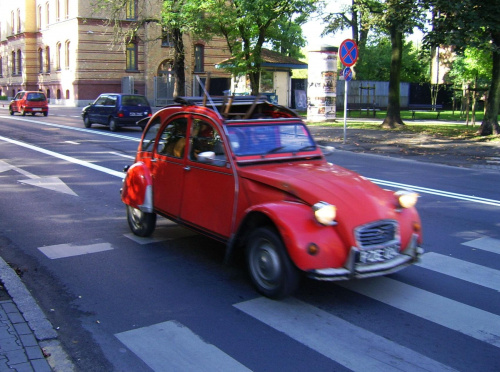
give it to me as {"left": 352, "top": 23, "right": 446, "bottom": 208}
{"left": 0, "top": 258, "right": 73, "bottom": 372}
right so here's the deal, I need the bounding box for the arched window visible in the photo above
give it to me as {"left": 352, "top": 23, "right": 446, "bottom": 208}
{"left": 45, "top": 46, "right": 50, "bottom": 72}
{"left": 38, "top": 48, "right": 44, "bottom": 73}
{"left": 11, "top": 51, "right": 16, "bottom": 74}
{"left": 57, "top": 89, "right": 61, "bottom": 99}
{"left": 0, "top": 57, "right": 3, "bottom": 77}
{"left": 65, "top": 40, "right": 70, "bottom": 69}
{"left": 17, "top": 9, "right": 21, "bottom": 33}
{"left": 11, "top": 11, "right": 15, "bottom": 34}
{"left": 194, "top": 44, "right": 204, "bottom": 73}
{"left": 45, "top": 2, "right": 50, "bottom": 25}
{"left": 17, "top": 50, "right": 22, "bottom": 75}
{"left": 65, "top": 0, "right": 69, "bottom": 19}
{"left": 37, "top": 6, "right": 42, "bottom": 29}
{"left": 56, "top": 42, "right": 61, "bottom": 70}
{"left": 56, "top": 0, "right": 60, "bottom": 22}
{"left": 65, "top": 89, "right": 70, "bottom": 99}
{"left": 126, "top": 41, "right": 138, "bottom": 71}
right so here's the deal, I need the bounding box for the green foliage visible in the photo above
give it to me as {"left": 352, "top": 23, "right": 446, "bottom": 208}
{"left": 448, "top": 47, "right": 492, "bottom": 85}
{"left": 355, "top": 36, "right": 429, "bottom": 82}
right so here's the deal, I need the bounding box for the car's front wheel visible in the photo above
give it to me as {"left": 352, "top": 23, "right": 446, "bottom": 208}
{"left": 9, "top": 107, "right": 14, "bottom": 115}
{"left": 126, "top": 205, "right": 157, "bottom": 237}
{"left": 83, "top": 114, "right": 92, "bottom": 128}
{"left": 246, "top": 226, "right": 300, "bottom": 299}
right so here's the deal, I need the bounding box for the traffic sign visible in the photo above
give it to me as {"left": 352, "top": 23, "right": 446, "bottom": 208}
{"left": 343, "top": 67, "right": 353, "bottom": 81}
{"left": 339, "top": 39, "right": 358, "bottom": 67}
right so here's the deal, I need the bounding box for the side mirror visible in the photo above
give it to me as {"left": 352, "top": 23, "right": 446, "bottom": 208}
{"left": 319, "top": 145, "right": 335, "bottom": 156}
{"left": 198, "top": 151, "right": 215, "bottom": 164}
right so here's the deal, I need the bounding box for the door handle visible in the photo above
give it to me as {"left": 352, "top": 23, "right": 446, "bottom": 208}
{"left": 184, "top": 166, "right": 191, "bottom": 171}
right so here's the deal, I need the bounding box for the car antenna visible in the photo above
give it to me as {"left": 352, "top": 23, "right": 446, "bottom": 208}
{"left": 195, "top": 74, "right": 223, "bottom": 120}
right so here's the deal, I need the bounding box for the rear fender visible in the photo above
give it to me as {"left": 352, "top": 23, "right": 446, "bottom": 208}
{"left": 246, "top": 202, "right": 348, "bottom": 271}
{"left": 121, "top": 162, "right": 154, "bottom": 213}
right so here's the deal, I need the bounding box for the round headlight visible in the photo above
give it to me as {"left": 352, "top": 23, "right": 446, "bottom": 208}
{"left": 396, "top": 190, "right": 419, "bottom": 208}
{"left": 313, "top": 202, "right": 337, "bottom": 226}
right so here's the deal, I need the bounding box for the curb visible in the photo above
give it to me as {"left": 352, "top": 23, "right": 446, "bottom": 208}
{"left": 0, "top": 257, "right": 75, "bottom": 371}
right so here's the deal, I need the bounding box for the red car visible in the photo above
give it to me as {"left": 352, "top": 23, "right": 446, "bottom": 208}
{"left": 9, "top": 91, "right": 49, "bottom": 116}
{"left": 121, "top": 96, "right": 423, "bottom": 298}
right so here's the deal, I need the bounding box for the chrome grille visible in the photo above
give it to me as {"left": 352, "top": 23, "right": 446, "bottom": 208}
{"left": 354, "top": 220, "right": 398, "bottom": 248}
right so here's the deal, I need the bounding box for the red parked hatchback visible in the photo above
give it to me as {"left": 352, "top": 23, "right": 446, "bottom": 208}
{"left": 121, "top": 96, "right": 423, "bottom": 298}
{"left": 9, "top": 91, "right": 49, "bottom": 116}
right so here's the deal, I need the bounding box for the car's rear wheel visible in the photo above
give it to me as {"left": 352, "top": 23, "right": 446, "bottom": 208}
{"left": 246, "top": 226, "right": 300, "bottom": 299}
{"left": 109, "top": 118, "right": 118, "bottom": 132}
{"left": 21, "top": 108, "right": 26, "bottom": 116}
{"left": 83, "top": 114, "right": 92, "bottom": 128}
{"left": 126, "top": 205, "right": 157, "bottom": 237}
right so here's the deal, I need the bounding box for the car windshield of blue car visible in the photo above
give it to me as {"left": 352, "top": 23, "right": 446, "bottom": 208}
{"left": 227, "top": 123, "right": 316, "bottom": 157}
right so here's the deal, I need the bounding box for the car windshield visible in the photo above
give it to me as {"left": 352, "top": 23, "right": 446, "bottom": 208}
{"left": 227, "top": 122, "right": 316, "bottom": 157}
{"left": 26, "top": 93, "right": 46, "bottom": 101}
{"left": 121, "top": 95, "right": 149, "bottom": 106}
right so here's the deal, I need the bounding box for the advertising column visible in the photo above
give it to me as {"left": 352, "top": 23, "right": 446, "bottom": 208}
{"left": 307, "top": 46, "right": 338, "bottom": 122}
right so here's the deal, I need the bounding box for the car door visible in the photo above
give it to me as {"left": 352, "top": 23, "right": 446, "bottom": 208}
{"left": 180, "top": 116, "right": 236, "bottom": 238}
{"left": 12, "top": 92, "right": 24, "bottom": 111}
{"left": 89, "top": 95, "right": 107, "bottom": 124}
{"left": 151, "top": 115, "right": 189, "bottom": 218}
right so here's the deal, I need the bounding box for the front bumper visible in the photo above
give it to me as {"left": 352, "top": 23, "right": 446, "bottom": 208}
{"left": 307, "top": 234, "right": 423, "bottom": 281}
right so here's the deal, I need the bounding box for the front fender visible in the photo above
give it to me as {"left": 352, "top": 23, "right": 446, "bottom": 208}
{"left": 247, "top": 202, "right": 348, "bottom": 271}
{"left": 121, "top": 162, "right": 154, "bottom": 213}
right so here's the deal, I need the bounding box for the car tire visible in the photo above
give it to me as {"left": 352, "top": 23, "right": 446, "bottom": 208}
{"left": 43, "top": 112, "right": 48, "bottom": 117}
{"left": 246, "top": 226, "right": 300, "bottom": 299}
{"left": 83, "top": 114, "right": 92, "bottom": 128}
{"left": 21, "top": 108, "right": 26, "bottom": 116}
{"left": 9, "top": 107, "right": 14, "bottom": 115}
{"left": 109, "top": 118, "right": 118, "bottom": 132}
{"left": 126, "top": 205, "right": 157, "bottom": 237}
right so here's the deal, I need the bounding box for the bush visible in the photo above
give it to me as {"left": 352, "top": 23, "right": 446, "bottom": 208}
{"left": 0, "top": 96, "right": 8, "bottom": 101}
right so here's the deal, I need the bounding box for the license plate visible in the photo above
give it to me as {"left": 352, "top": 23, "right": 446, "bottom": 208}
{"left": 359, "top": 245, "right": 399, "bottom": 264}
{"left": 129, "top": 112, "right": 142, "bottom": 117}
{"left": 33, "top": 108, "right": 42, "bottom": 111}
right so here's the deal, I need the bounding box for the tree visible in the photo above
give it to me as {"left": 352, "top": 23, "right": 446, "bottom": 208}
{"left": 207, "top": 0, "right": 317, "bottom": 95}
{"left": 427, "top": 0, "right": 500, "bottom": 135}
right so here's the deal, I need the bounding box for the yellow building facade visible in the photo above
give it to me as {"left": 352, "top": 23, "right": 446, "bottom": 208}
{"left": 0, "top": 0, "right": 231, "bottom": 106}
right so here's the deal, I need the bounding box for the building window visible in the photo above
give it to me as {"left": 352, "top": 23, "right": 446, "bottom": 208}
{"left": 126, "top": 41, "right": 138, "bottom": 71}
{"left": 0, "top": 57, "right": 3, "bottom": 77}
{"left": 17, "top": 9, "right": 21, "bottom": 33}
{"left": 194, "top": 44, "right": 204, "bottom": 73}
{"left": 11, "top": 11, "right": 14, "bottom": 34}
{"left": 65, "top": 41, "right": 70, "bottom": 69}
{"left": 65, "top": 0, "right": 69, "bottom": 19}
{"left": 45, "top": 2, "right": 50, "bottom": 25}
{"left": 11, "top": 51, "right": 16, "bottom": 75}
{"left": 126, "top": 0, "right": 137, "bottom": 20}
{"left": 56, "top": 0, "right": 60, "bottom": 22}
{"left": 162, "top": 30, "right": 174, "bottom": 47}
{"left": 65, "top": 89, "right": 70, "bottom": 99}
{"left": 45, "top": 46, "right": 50, "bottom": 72}
{"left": 37, "top": 6, "right": 42, "bottom": 29}
{"left": 56, "top": 42, "right": 61, "bottom": 70}
{"left": 38, "top": 48, "right": 43, "bottom": 73}
{"left": 17, "top": 50, "right": 22, "bottom": 75}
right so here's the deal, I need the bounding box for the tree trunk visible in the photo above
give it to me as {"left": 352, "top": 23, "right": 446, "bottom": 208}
{"left": 478, "top": 32, "right": 500, "bottom": 136}
{"left": 172, "top": 28, "right": 185, "bottom": 97}
{"left": 381, "top": 26, "right": 404, "bottom": 128}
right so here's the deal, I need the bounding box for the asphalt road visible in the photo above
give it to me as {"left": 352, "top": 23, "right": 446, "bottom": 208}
{"left": 0, "top": 106, "right": 499, "bottom": 371}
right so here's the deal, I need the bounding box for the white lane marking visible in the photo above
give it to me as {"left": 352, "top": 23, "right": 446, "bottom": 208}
{"left": 417, "top": 252, "right": 500, "bottom": 291}
{"left": 462, "top": 237, "right": 500, "bottom": 254}
{"left": 1, "top": 115, "right": 140, "bottom": 141}
{"left": 64, "top": 140, "right": 80, "bottom": 145}
{"left": 0, "top": 135, "right": 124, "bottom": 178}
{"left": 337, "top": 277, "right": 500, "bottom": 348}
{"left": 38, "top": 242, "right": 113, "bottom": 259}
{"left": 109, "top": 151, "right": 135, "bottom": 159}
{"left": 115, "top": 320, "right": 251, "bottom": 372}
{"left": 235, "top": 297, "right": 455, "bottom": 372}
{"left": 369, "top": 177, "right": 500, "bottom": 207}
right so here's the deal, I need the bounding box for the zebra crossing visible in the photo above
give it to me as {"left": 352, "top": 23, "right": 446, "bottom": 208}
{"left": 114, "top": 236, "right": 500, "bottom": 371}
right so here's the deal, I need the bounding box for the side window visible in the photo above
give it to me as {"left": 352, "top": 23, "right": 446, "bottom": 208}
{"left": 106, "top": 95, "right": 117, "bottom": 106}
{"left": 140, "top": 119, "right": 161, "bottom": 153}
{"left": 95, "top": 96, "right": 107, "bottom": 105}
{"left": 189, "top": 119, "right": 226, "bottom": 166}
{"left": 156, "top": 117, "right": 187, "bottom": 158}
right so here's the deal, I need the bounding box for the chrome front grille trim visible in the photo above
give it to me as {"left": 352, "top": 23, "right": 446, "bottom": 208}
{"left": 354, "top": 219, "right": 399, "bottom": 249}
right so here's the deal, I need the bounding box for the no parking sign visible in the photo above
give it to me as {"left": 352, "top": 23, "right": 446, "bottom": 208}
{"left": 339, "top": 39, "right": 358, "bottom": 67}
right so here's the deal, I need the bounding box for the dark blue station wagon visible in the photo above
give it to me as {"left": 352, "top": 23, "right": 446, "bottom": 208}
{"left": 82, "top": 93, "right": 152, "bottom": 131}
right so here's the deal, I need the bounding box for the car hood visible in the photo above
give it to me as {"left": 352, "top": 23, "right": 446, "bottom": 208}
{"left": 239, "top": 161, "right": 399, "bottom": 225}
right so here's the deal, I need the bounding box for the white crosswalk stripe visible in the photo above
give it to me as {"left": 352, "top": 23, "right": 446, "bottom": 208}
{"left": 234, "top": 297, "right": 456, "bottom": 372}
